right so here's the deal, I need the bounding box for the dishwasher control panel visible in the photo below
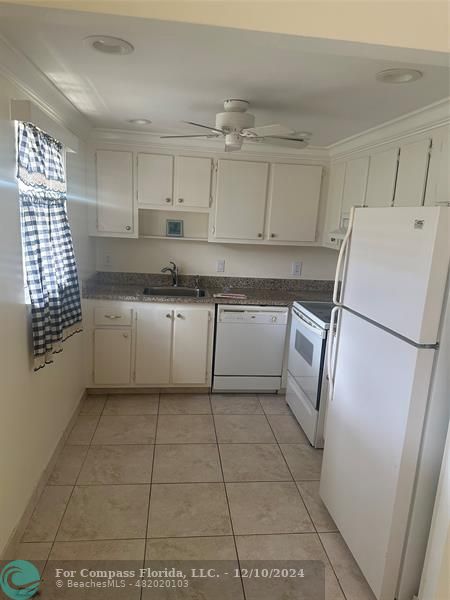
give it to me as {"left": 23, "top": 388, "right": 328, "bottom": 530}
{"left": 218, "top": 305, "right": 289, "bottom": 325}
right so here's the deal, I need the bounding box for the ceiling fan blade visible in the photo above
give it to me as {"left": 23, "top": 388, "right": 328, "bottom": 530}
{"left": 160, "top": 134, "right": 219, "bottom": 139}
{"left": 243, "top": 124, "right": 294, "bottom": 138}
{"left": 248, "top": 136, "right": 309, "bottom": 148}
{"left": 183, "top": 120, "right": 224, "bottom": 134}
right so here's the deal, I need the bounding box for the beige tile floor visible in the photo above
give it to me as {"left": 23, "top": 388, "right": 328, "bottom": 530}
{"left": 17, "top": 392, "right": 376, "bottom": 600}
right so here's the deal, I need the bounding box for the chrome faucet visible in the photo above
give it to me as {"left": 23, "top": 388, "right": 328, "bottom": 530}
{"left": 161, "top": 261, "right": 179, "bottom": 287}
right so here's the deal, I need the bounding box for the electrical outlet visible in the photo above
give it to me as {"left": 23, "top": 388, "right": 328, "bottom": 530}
{"left": 291, "top": 261, "right": 302, "bottom": 276}
{"left": 216, "top": 259, "right": 225, "bottom": 273}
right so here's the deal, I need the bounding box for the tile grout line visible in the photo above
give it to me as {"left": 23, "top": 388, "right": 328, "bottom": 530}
{"left": 212, "top": 394, "right": 253, "bottom": 600}
{"left": 140, "top": 391, "right": 161, "bottom": 600}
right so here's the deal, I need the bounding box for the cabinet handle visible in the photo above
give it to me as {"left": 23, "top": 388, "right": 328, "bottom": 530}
{"left": 125, "top": 225, "right": 131, "bottom": 231}
{"left": 178, "top": 198, "right": 184, "bottom": 203}
{"left": 257, "top": 233, "right": 262, "bottom": 238}
{"left": 165, "top": 197, "right": 172, "bottom": 203}
{"left": 166, "top": 313, "right": 172, "bottom": 319}
{"left": 104, "top": 314, "right": 122, "bottom": 319}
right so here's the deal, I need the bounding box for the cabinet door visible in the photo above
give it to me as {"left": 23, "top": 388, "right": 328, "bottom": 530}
{"left": 135, "top": 306, "right": 172, "bottom": 384}
{"left": 365, "top": 148, "right": 399, "bottom": 208}
{"left": 174, "top": 156, "right": 212, "bottom": 209}
{"left": 137, "top": 153, "right": 173, "bottom": 207}
{"left": 96, "top": 150, "right": 134, "bottom": 235}
{"left": 94, "top": 329, "right": 132, "bottom": 385}
{"left": 214, "top": 159, "right": 268, "bottom": 240}
{"left": 267, "top": 164, "right": 322, "bottom": 242}
{"left": 394, "top": 138, "right": 431, "bottom": 207}
{"left": 172, "top": 309, "right": 210, "bottom": 384}
{"left": 341, "top": 156, "right": 369, "bottom": 214}
{"left": 424, "top": 130, "right": 449, "bottom": 206}
{"left": 323, "top": 162, "right": 346, "bottom": 247}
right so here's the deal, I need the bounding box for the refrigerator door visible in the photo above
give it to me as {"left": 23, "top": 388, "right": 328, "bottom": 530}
{"left": 341, "top": 206, "right": 449, "bottom": 344}
{"left": 320, "top": 309, "right": 435, "bottom": 600}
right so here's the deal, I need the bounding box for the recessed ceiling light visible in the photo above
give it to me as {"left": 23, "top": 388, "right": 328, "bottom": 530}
{"left": 127, "top": 119, "right": 152, "bottom": 125}
{"left": 376, "top": 68, "right": 423, "bottom": 84}
{"left": 85, "top": 35, "right": 134, "bottom": 55}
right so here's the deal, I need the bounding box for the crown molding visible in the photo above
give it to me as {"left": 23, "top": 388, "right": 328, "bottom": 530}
{"left": 0, "top": 34, "right": 91, "bottom": 140}
{"left": 328, "top": 97, "right": 450, "bottom": 159}
{"left": 89, "top": 128, "right": 330, "bottom": 163}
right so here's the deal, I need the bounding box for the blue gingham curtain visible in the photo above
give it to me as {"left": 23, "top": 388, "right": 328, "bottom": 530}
{"left": 17, "top": 122, "right": 82, "bottom": 371}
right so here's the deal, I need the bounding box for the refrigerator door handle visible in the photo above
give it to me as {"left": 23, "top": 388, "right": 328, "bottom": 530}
{"left": 327, "top": 306, "right": 341, "bottom": 401}
{"left": 333, "top": 207, "right": 356, "bottom": 305}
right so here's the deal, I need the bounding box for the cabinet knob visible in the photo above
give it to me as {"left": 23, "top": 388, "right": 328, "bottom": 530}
{"left": 270, "top": 233, "right": 276, "bottom": 238}
{"left": 166, "top": 313, "right": 172, "bottom": 319}
{"left": 125, "top": 225, "right": 131, "bottom": 231}
{"left": 123, "top": 333, "right": 129, "bottom": 338}
{"left": 176, "top": 313, "right": 184, "bottom": 319}
{"left": 257, "top": 233, "right": 263, "bottom": 238}
{"left": 165, "top": 197, "right": 172, "bottom": 203}
{"left": 178, "top": 198, "right": 184, "bottom": 203}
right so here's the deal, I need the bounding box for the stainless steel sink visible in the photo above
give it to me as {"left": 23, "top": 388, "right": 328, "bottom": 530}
{"left": 143, "top": 286, "right": 206, "bottom": 298}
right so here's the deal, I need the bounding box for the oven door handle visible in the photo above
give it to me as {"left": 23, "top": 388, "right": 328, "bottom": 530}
{"left": 292, "top": 308, "right": 326, "bottom": 338}
{"left": 326, "top": 306, "right": 341, "bottom": 402}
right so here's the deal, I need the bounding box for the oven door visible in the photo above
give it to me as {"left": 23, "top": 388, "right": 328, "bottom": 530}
{"left": 288, "top": 306, "right": 327, "bottom": 410}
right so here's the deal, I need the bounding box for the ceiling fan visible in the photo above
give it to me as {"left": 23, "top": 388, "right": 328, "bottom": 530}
{"left": 160, "top": 99, "right": 311, "bottom": 152}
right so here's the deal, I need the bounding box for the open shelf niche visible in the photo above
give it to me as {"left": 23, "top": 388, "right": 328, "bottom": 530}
{"left": 138, "top": 209, "right": 209, "bottom": 242}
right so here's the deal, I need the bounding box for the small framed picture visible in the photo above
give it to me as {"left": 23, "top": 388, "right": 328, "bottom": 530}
{"left": 166, "top": 219, "right": 184, "bottom": 238}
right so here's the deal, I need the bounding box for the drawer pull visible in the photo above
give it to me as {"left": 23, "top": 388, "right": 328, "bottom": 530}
{"left": 104, "top": 314, "right": 122, "bottom": 319}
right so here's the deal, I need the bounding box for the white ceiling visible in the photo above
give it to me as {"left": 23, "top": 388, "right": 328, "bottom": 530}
{"left": 0, "top": 3, "right": 448, "bottom": 146}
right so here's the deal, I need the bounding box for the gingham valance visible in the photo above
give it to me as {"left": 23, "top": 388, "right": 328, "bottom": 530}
{"left": 17, "top": 122, "right": 82, "bottom": 371}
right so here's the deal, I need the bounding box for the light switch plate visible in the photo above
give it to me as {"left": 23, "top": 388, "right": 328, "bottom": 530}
{"left": 291, "top": 261, "right": 302, "bottom": 276}
{"left": 216, "top": 259, "right": 225, "bottom": 273}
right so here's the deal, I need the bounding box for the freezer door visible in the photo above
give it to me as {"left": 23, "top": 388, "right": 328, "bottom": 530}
{"left": 320, "top": 309, "right": 435, "bottom": 600}
{"left": 341, "top": 206, "right": 449, "bottom": 344}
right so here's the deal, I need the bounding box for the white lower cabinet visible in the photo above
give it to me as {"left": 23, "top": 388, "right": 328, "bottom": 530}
{"left": 172, "top": 308, "right": 211, "bottom": 384}
{"left": 94, "top": 328, "right": 132, "bottom": 385}
{"left": 88, "top": 301, "right": 214, "bottom": 387}
{"left": 134, "top": 306, "right": 172, "bottom": 385}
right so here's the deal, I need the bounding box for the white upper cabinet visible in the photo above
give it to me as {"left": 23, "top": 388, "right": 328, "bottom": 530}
{"left": 172, "top": 308, "right": 211, "bottom": 385}
{"left": 424, "top": 129, "right": 449, "bottom": 207}
{"left": 174, "top": 156, "right": 212, "bottom": 209}
{"left": 341, "top": 156, "right": 370, "bottom": 214}
{"left": 137, "top": 153, "right": 173, "bottom": 208}
{"left": 323, "top": 162, "right": 346, "bottom": 248}
{"left": 96, "top": 150, "right": 135, "bottom": 236}
{"left": 266, "top": 164, "right": 322, "bottom": 242}
{"left": 394, "top": 138, "right": 431, "bottom": 207}
{"left": 213, "top": 159, "right": 269, "bottom": 240}
{"left": 364, "top": 147, "right": 399, "bottom": 208}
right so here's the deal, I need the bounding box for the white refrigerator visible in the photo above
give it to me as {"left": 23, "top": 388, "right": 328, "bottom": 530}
{"left": 320, "top": 206, "right": 450, "bottom": 600}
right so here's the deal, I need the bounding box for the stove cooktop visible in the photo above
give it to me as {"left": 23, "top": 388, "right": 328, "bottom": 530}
{"left": 293, "top": 301, "right": 334, "bottom": 328}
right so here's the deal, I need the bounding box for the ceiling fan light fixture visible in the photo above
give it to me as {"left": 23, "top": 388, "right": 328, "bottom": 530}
{"left": 85, "top": 35, "right": 134, "bottom": 55}
{"left": 376, "top": 68, "right": 423, "bottom": 84}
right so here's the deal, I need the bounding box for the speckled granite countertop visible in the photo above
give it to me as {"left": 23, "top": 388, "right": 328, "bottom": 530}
{"left": 83, "top": 273, "right": 333, "bottom": 306}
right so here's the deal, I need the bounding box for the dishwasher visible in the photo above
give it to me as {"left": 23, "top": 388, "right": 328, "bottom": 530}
{"left": 213, "top": 304, "right": 289, "bottom": 392}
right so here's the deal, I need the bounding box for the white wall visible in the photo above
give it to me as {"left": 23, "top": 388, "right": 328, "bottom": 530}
{"left": 0, "top": 73, "right": 95, "bottom": 554}
{"left": 96, "top": 237, "right": 338, "bottom": 280}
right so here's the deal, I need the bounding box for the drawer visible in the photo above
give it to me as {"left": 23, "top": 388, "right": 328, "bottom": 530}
{"left": 94, "top": 306, "right": 133, "bottom": 326}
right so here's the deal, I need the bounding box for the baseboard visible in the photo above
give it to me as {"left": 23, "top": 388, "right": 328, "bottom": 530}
{"left": 88, "top": 387, "right": 210, "bottom": 395}
{"left": 1, "top": 388, "right": 87, "bottom": 560}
